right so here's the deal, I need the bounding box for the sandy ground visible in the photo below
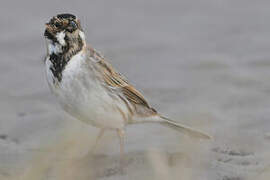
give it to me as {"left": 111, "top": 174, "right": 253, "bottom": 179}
{"left": 1, "top": 0, "right": 270, "bottom": 179}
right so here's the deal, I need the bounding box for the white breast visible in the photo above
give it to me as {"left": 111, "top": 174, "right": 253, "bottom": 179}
{"left": 45, "top": 51, "right": 127, "bottom": 129}
{"left": 45, "top": 56, "right": 55, "bottom": 90}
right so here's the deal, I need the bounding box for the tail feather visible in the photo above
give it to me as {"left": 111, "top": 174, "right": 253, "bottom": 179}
{"left": 159, "top": 116, "right": 211, "bottom": 140}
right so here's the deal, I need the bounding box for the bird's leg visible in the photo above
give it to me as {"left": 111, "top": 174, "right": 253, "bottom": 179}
{"left": 90, "top": 128, "right": 105, "bottom": 154}
{"left": 117, "top": 129, "right": 125, "bottom": 168}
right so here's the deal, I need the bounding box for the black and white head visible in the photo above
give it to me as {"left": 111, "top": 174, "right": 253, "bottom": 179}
{"left": 44, "top": 13, "right": 86, "bottom": 81}
{"left": 44, "top": 13, "right": 86, "bottom": 57}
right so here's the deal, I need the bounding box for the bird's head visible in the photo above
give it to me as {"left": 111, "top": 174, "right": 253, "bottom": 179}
{"left": 44, "top": 13, "right": 86, "bottom": 56}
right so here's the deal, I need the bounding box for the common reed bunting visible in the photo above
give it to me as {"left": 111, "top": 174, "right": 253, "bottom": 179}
{"left": 44, "top": 13, "right": 211, "bottom": 156}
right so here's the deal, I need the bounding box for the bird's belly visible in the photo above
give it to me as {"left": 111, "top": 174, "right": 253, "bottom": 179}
{"left": 46, "top": 60, "right": 126, "bottom": 129}
{"left": 58, "top": 81, "right": 126, "bottom": 129}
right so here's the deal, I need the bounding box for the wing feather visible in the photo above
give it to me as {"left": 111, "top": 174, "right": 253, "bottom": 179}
{"left": 88, "top": 46, "right": 154, "bottom": 113}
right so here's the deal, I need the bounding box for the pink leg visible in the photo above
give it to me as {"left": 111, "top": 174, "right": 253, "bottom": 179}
{"left": 90, "top": 128, "right": 105, "bottom": 153}
{"left": 117, "top": 129, "right": 125, "bottom": 169}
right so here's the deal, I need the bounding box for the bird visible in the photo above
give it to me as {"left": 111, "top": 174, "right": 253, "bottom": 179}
{"left": 44, "top": 13, "right": 211, "bottom": 156}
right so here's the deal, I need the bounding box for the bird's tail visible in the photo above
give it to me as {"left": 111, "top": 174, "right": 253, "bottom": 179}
{"left": 159, "top": 116, "right": 211, "bottom": 140}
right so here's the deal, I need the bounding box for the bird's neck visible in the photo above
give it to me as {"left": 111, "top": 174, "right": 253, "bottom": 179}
{"left": 47, "top": 37, "right": 85, "bottom": 82}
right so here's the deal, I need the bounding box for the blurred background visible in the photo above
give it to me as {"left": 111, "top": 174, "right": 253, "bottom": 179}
{"left": 1, "top": 0, "right": 270, "bottom": 179}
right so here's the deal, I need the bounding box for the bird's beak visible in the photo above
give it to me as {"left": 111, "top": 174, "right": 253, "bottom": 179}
{"left": 45, "top": 23, "right": 50, "bottom": 28}
{"left": 45, "top": 23, "right": 53, "bottom": 33}
{"left": 44, "top": 23, "right": 55, "bottom": 40}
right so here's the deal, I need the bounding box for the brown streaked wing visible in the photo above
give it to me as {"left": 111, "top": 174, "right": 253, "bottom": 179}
{"left": 91, "top": 50, "right": 152, "bottom": 109}
{"left": 121, "top": 85, "right": 150, "bottom": 108}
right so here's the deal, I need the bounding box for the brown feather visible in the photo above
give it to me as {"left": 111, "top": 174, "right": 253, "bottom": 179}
{"left": 87, "top": 45, "right": 157, "bottom": 116}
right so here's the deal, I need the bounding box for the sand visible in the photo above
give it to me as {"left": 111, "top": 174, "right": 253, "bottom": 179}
{"left": 1, "top": 0, "right": 270, "bottom": 179}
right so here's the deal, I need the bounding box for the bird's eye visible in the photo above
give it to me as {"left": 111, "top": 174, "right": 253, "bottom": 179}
{"left": 69, "top": 21, "right": 77, "bottom": 29}
{"left": 55, "top": 22, "right": 61, "bottom": 28}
